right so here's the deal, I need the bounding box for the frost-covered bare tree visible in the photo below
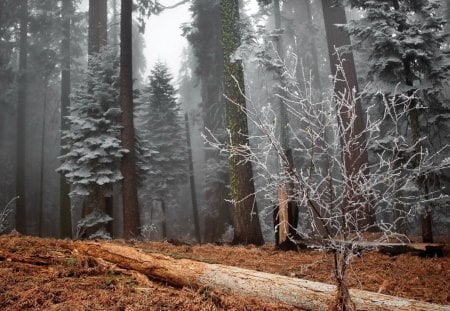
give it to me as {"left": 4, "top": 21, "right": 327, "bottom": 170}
{"left": 206, "top": 55, "right": 450, "bottom": 309}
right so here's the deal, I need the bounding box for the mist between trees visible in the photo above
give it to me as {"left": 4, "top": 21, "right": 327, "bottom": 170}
{"left": 0, "top": 0, "right": 449, "bottom": 250}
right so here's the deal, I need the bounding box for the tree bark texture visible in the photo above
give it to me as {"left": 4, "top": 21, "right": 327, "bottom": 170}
{"left": 15, "top": 0, "right": 28, "bottom": 234}
{"left": 272, "top": 0, "right": 299, "bottom": 249}
{"left": 221, "top": 0, "right": 264, "bottom": 246}
{"left": 120, "top": 0, "right": 140, "bottom": 238}
{"left": 88, "top": 0, "right": 107, "bottom": 55}
{"left": 60, "top": 0, "right": 72, "bottom": 238}
{"left": 320, "top": 0, "right": 374, "bottom": 230}
{"left": 185, "top": 113, "right": 201, "bottom": 243}
{"left": 65, "top": 241, "right": 450, "bottom": 311}
{"left": 192, "top": 0, "right": 232, "bottom": 243}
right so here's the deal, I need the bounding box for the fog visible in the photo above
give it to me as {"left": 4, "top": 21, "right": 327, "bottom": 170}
{"left": 0, "top": 0, "right": 449, "bottom": 244}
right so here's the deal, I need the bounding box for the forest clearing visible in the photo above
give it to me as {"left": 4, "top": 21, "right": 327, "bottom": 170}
{"left": 0, "top": 234, "right": 449, "bottom": 310}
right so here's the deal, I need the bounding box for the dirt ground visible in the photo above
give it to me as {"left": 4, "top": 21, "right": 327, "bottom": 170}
{"left": 0, "top": 234, "right": 449, "bottom": 310}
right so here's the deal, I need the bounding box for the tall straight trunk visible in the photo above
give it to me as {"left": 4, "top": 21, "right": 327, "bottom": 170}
{"left": 303, "top": 0, "right": 322, "bottom": 92}
{"left": 111, "top": 0, "right": 119, "bottom": 55}
{"left": 194, "top": 0, "right": 232, "bottom": 243}
{"left": 320, "top": 0, "right": 374, "bottom": 230}
{"left": 60, "top": 0, "right": 72, "bottom": 238}
{"left": 221, "top": 0, "right": 264, "bottom": 246}
{"left": 272, "top": 0, "right": 299, "bottom": 249}
{"left": 160, "top": 199, "right": 167, "bottom": 239}
{"left": 15, "top": 0, "right": 28, "bottom": 234}
{"left": 120, "top": 0, "right": 140, "bottom": 239}
{"left": 185, "top": 113, "right": 201, "bottom": 243}
{"left": 38, "top": 82, "right": 49, "bottom": 237}
{"left": 88, "top": 0, "right": 107, "bottom": 55}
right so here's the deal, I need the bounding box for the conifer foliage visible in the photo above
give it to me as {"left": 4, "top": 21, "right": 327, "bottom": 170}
{"left": 345, "top": 0, "right": 450, "bottom": 98}
{"left": 58, "top": 49, "right": 126, "bottom": 198}
{"left": 138, "top": 62, "right": 186, "bottom": 209}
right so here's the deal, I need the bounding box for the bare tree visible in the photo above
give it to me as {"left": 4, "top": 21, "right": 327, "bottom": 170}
{"left": 207, "top": 56, "right": 449, "bottom": 309}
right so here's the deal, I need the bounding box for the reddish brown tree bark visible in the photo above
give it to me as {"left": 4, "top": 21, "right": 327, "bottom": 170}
{"left": 120, "top": 0, "right": 140, "bottom": 238}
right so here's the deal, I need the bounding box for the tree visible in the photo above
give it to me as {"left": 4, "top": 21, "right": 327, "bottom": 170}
{"left": 57, "top": 49, "right": 124, "bottom": 239}
{"left": 88, "top": 0, "right": 107, "bottom": 55}
{"left": 0, "top": 0, "right": 18, "bottom": 146}
{"left": 185, "top": 113, "right": 202, "bottom": 242}
{"left": 60, "top": 0, "right": 73, "bottom": 238}
{"left": 184, "top": 0, "right": 234, "bottom": 242}
{"left": 344, "top": 0, "right": 450, "bottom": 242}
{"left": 120, "top": 0, "right": 140, "bottom": 238}
{"left": 137, "top": 62, "right": 187, "bottom": 238}
{"left": 221, "top": 0, "right": 264, "bottom": 245}
{"left": 15, "top": 0, "right": 29, "bottom": 234}
{"left": 320, "top": 0, "right": 374, "bottom": 231}
{"left": 215, "top": 55, "right": 450, "bottom": 310}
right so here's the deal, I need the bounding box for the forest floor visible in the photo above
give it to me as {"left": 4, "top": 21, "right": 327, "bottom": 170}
{"left": 0, "top": 234, "right": 449, "bottom": 310}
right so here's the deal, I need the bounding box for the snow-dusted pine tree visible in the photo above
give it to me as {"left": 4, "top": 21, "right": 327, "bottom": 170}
{"left": 137, "top": 62, "right": 186, "bottom": 237}
{"left": 58, "top": 48, "right": 126, "bottom": 238}
{"left": 344, "top": 0, "right": 450, "bottom": 242}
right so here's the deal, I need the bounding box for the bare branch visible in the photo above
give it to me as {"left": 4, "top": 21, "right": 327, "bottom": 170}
{"left": 159, "top": 0, "right": 189, "bottom": 10}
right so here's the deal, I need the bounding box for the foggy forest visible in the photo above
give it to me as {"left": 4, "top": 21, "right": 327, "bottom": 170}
{"left": 0, "top": 0, "right": 449, "bottom": 310}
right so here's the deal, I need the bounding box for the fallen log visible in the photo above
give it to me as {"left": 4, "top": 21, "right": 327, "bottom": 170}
{"left": 64, "top": 241, "right": 450, "bottom": 311}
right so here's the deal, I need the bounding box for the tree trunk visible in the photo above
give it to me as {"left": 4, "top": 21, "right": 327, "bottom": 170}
{"left": 195, "top": 0, "right": 231, "bottom": 243}
{"left": 60, "top": 0, "right": 72, "bottom": 238}
{"left": 221, "top": 0, "right": 264, "bottom": 246}
{"left": 320, "top": 0, "right": 375, "bottom": 230}
{"left": 272, "top": 0, "right": 299, "bottom": 249}
{"left": 120, "top": 0, "right": 140, "bottom": 239}
{"left": 111, "top": 0, "right": 119, "bottom": 54}
{"left": 64, "top": 241, "right": 450, "bottom": 311}
{"left": 15, "top": 0, "right": 28, "bottom": 234}
{"left": 160, "top": 199, "right": 167, "bottom": 239}
{"left": 185, "top": 113, "right": 201, "bottom": 243}
{"left": 38, "top": 81, "right": 49, "bottom": 237}
{"left": 88, "top": 0, "right": 107, "bottom": 55}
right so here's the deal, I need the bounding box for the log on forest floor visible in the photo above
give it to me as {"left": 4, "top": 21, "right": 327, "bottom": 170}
{"left": 62, "top": 241, "right": 450, "bottom": 311}
{"left": 331, "top": 240, "right": 445, "bottom": 257}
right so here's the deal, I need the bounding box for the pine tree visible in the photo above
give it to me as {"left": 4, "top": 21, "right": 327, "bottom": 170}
{"left": 57, "top": 49, "right": 125, "bottom": 239}
{"left": 345, "top": 0, "right": 450, "bottom": 242}
{"left": 138, "top": 62, "right": 186, "bottom": 235}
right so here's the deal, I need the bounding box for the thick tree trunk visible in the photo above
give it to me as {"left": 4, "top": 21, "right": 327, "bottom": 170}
{"left": 272, "top": 1, "right": 299, "bottom": 249}
{"left": 320, "top": 0, "right": 375, "bottom": 230}
{"left": 120, "top": 0, "right": 140, "bottom": 238}
{"left": 185, "top": 113, "right": 201, "bottom": 243}
{"left": 197, "top": 0, "right": 231, "bottom": 243}
{"left": 64, "top": 241, "right": 450, "bottom": 311}
{"left": 88, "top": 0, "right": 107, "bottom": 55}
{"left": 60, "top": 0, "right": 72, "bottom": 238}
{"left": 221, "top": 0, "right": 264, "bottom": 246}
{"left": 15, "top": 0, "right": 28, "bottom": 234}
